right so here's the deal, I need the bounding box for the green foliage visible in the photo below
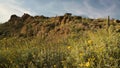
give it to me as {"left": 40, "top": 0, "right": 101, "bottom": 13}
{"left": 0, "top": 27, "right": 120, "bottom": 68}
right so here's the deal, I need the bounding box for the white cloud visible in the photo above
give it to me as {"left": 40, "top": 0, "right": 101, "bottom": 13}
{"left": 82, "top": 0, "right": 116, "bottom": 18}
{"left": 0, "top": 0, "right": 33, "bottom": 23}
{"left": 0, "top": 0, "right": 119, "bottom": 23}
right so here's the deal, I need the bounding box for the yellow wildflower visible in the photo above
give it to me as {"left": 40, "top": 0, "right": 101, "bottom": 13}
{"left": 6, "top": 47, "right": 9, "bottom": 50}
{"left": 79, "top": 53, "right": 84, "bottom": 56}
{"left": 67, "top": 46, "right": 71, "bottom": 49}
{"left": 61, "top": 60, "right": 65, "bottom": 63}
{"left": 88, "top": 40, "right": 93, "bottom": 45}
{"left": 79, "top": 63, "right": 84, "bottom": 67}
{"left": 53, "top": 65, "right": 56, "bottom": 68}
{"left": 88, "top": 58, "right": 95, "bottom": 61}
{"left": 109, "top": 57, "right": 114, "bottom": 60}
{"left": 85, "top": 61, "right": 90, "bottom": 67}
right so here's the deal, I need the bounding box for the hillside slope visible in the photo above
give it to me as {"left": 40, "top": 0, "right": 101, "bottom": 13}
{"left": 0, "top": 13, "right": 120, "bottom": 39}
{"left": 0, "top": 13, "right": 120, "bottom": 68}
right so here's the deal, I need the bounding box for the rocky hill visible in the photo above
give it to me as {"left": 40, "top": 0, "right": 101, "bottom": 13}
{"left": 0, "top": 13, "right": 120, "bottom": 39}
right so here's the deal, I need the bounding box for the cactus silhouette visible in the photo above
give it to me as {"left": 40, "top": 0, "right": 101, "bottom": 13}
{"left": 106, "top": 16, "right": 110, "bottom": 31}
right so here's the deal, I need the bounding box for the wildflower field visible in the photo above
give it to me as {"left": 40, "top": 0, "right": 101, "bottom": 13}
{"left": 0, "top": 26, "right": 120, "bottom": 68}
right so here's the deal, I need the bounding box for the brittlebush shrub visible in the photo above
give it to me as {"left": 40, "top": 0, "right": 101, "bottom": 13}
{"left": 66, "top": 27, "right": 120, "bottom": 68}
{"left": 0, "top": 27, "right": 119, "bottom": 68}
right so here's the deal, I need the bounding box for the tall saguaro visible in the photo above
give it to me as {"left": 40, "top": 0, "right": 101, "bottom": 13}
{"left": 107, "top": 16, "right": 110, "bottom": 31}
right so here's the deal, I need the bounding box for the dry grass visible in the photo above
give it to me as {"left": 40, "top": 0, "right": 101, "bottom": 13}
{"left": 0, "top": 27, "right": 120, "bottom": 68}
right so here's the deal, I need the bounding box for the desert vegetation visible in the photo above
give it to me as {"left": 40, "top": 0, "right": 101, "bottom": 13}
{"left": 0, "top": 13, "right": 120, "bottom": 68}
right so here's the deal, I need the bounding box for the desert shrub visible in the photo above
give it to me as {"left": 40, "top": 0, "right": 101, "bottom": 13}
{"left": 0, "top": 27, "right": 119, "bottom": 68}
{"left": 64, "top": 28, "right": 120, "bottom": 68}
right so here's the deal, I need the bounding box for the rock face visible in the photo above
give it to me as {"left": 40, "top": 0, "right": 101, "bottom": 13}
{"left": 0, "top": 13, "right": 119, "bottom": 38}
{"left": 21, "top": 13, "right": 31, "bottom": 21}
{"left": 8, "top": 14, "right": 21, "bottom": 25}
{"left": 9, "top": 15, "right": 19, "bottom": 21}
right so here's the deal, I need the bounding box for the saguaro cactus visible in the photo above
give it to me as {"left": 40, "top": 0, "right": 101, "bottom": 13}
{"left": 106, "top": 16, "right": 110, "bottom": 31}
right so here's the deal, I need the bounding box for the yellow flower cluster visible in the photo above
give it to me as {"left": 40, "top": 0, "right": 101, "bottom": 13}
{"left": 79, "top": 61, "right": 90, "bottom": 67}
{"left": 88, "top": 57, "right": 95, "bottom": 61}
{"left": 85, "top": 62, "right": 90, "bottom": 67}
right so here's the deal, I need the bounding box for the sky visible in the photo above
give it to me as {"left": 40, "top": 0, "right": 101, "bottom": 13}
{"left": 0, "top": 0, "right": 120, "bottom": 23}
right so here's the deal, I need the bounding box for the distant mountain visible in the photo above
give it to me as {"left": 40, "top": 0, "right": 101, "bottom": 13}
{"left": 0, "top": 13, "right": 120, "bottom": 39}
